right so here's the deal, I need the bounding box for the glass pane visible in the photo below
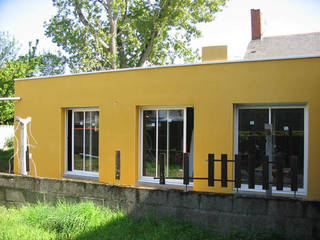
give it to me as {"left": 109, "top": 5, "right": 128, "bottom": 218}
{"left": 238, "top": 109, "right": 269, "bottom": 185}
{"left": 168, "top": 110, "right": 184, "bottom": 178}
{"left": 85, "top": 111, "right": 99, "bottom": 172}
{"left": 73, "top": 111, "right": 84, "bottom": 171}
{"left": 271, "top": 109, "right": 304, "bottom": 188}
{"left": 158, "top": 110, "right": 168, "bottom": 177}
{"left": 142, "top": 110, "right": 156, "bottom": 177}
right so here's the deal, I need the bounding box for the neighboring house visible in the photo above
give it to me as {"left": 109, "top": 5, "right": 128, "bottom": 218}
{"left": 244, "top": 9, "right": 320, "bottom": 59}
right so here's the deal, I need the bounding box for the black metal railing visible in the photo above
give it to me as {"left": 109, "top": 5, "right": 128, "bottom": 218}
{"left": 156, "top": 153, "right": 299, "bottom": 195}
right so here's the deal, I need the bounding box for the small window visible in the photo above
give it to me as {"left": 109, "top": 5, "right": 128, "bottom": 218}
{"left": 66, "top": 108, "right": 99, "bottom": 177}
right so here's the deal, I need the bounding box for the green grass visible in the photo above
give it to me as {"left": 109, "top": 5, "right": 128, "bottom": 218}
{"left": 0, "top": 201, "right": 288, "bottom": 240}
{"left": 0, "top": 148, "right": 13, "bottom": 172}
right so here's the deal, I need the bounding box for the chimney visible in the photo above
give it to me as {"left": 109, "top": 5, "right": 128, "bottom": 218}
{"left": 202, "top": 45, "right": 228, "bottom": 62}
{"left": 251, "top": 9, "right": 261, "bottom": 40}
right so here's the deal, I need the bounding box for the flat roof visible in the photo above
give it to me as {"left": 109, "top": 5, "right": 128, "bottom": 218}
{"left": 15, "top": 54, "right": 320, "bottom": 82}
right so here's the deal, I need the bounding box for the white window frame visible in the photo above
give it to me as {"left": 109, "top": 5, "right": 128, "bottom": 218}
{"left": 234, "top": 104, "right": 308, "bottom": 196}
{"left": 65, "top": 107, "right": 99, "bottom": 178}
{"left": 139, "top": 106, "right": 191, "bottom": 186}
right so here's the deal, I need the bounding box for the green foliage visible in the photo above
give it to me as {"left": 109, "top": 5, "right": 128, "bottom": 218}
{"left": 0, "top": 32, "right": 19, "bottom": 68}
{"left": 0, "top": 33, "right": 67, "bottom": 124}
{"left": 45, "top": 0, "right": 226, "bottom": 72}
{"left": 4, "top": 136, "right": 14, "bottom": 149}
{"left": 37, "top": 51, "right": 67, "bottom": 76}
{"left": 0, "top": 201, "right": 289, "bottom": 240}
{"left": 0, "top": 59, "right": 38, "bottom": 124}
{"left": 0, "top": 148, "right": 13, "bottom": 172}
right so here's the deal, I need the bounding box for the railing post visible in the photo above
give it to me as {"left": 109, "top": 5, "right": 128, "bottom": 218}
{"left": 262, "top": 155, "right": 269, "bottom": 190}
{"left": 248, "top": 155, "right": 255, "bottom": 189}
{"left": 159, "top": 153, "right": 165, "bottom": 185}
{"left": 183, "top": 153, "right": 189, "bottom": 185}
{"left": 208, "top": 154, "right": 214, "bottom": 187}
{"left": 290, "top": 155, "right": 298, "bottom": 192}
{"left": 276, "top": 157, "right": 283, "bottom": 190}
{"left": 221, "top": 154, "right": 227, "bottom": 187}
{"left": 235, "top": 154, "right": 241, "bottom": 189}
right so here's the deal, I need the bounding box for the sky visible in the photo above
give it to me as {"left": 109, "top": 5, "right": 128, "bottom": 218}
{"left": 0, "top": 0, "right": 320, "bottom": 61}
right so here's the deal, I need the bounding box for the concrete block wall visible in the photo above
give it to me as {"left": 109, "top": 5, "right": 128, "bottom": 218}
{"left": 0, "top": 173, "right": 319, "bottom": 240}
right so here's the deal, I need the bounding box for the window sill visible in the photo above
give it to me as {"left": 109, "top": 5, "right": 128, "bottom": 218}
{"left": 137, "top": 180, "right": 193, "bottom": 191}
{"left": 233, "top": 187, "right": 306, "bottom": 198}
{"left": 62, "top": 173, "right": 99, "bottom": 181}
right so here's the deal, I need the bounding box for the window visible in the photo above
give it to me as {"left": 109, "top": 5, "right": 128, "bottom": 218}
{"left": 66, "top": 108, "right": 99, "bottom": 178}
{"left": 140, "top": 107, "right": 194, "bottom": 184}
{"left": 235, "top": 105, "right": 307, "bottom": 194}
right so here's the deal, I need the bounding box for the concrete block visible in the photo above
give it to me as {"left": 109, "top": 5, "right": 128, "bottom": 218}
{"left": 306, "top": 202, "right": 320, "bottom": 219}
{"left": 63, "top": 181, "right": 86, "bottom": 197}
{"left": 5, "top": 189, "right": 25, "bottom": 202}
{"left": 0, "top": 201, "right": 7, "bottom": 207}
{"left": 0, "top": 189, "right": 4, "bottom": 200}
{"left": 140, "top": 189, "right": 167, "bottom": 206}
{"left": 123, "top": 188, "right": 138, "bottom": 204}
{"left": 267, "top": 199, "right": 305, "bottom": 218}
{"left": 85, "top": 183, "right": 113, "bottom": 200}
{"left": 130, "top": 204, "right": 157, "bottom": 219}
{"left": 14, "top": 176, "right": 36, "bottom": 191}
{"left": 0, "top": 177, "right": 15, "bottom": 188}
{"left": 166, "top": 190, "right": 182, "bottom": 208}
{"left": 199, "top": 194, "right": 233, "bottom": 212}
{"left": 38, "top": 178, "right": 63, "bottom": 193}
{"left": 63, "top": 195, "right": 80, "bottom": 203}
{"left": 136, "top": 189, "right": 150, "bottom": 203}
{"left": 313, "top": 219, "right": 320, "bottom": 240}
{"left": 44, "top": 193, "right": 65, "bottom": 204}
{"left": 110, "top": 186, "right": 126, "bottom": 203}
{"left": 179, "top": 191, "right": 200, "bottom": 209}
{"left": 24, "top": 191, "right": 44, "bottom": 204}
{"left": 233, "top": 197, "right": 268, "bottom": 215}
{"left": 104, "top": 199, "right": 125, "bottom": 210}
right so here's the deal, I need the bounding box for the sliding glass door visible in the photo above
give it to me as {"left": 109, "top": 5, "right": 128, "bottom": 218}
{"left": 236, "top": 106, "right": 306, "bottom": 192}
{"left": 141, "top": 107, "right": 194, "bottom": 183}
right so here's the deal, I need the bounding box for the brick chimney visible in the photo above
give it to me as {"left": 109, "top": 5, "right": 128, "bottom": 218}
{"left": 251, "top": 9, "right": 261, "bottom": 40}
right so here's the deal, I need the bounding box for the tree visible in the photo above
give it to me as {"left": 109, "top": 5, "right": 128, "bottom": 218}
{"left": 37, "top": 51, "right": 67, "bottom": 76}
{"left": 0, "top": 32, "right": 19, "bottom": 68}
{"left": 17, "top": 40, "right": 67, "bottom": 77}
{"left": 45, "top": 0, "right": 226, "bottom": 72}
{"left": 0, "top": 34, "right": 66, "bottom": 124}
{"left": 0, "top": 60, "right": 37, "bottom": 124}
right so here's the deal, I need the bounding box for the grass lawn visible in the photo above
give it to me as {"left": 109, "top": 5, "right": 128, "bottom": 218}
{"left": 0, "top": 201, "right": 288, "bottom": 240}
{"left": 0, "top": 148, "right": 13, "bottom": 172}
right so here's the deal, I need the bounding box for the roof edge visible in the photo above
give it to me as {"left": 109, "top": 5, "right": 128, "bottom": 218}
{"left": 15, "top": 54, "right": 320, "bottom": 82}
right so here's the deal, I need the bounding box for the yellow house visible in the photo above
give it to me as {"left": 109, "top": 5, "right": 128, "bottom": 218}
{"left": 14, "top": 53, "right": 320, "bottom": 199}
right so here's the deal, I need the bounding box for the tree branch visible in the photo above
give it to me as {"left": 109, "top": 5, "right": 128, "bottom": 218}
{"left": 137, "top": 2, "right": 170, "bottom": 67}
{"left": 73, "top": 0, "right": 111, "bottom": 62}
{"left": 106, "top": 0, "right": 118, "bottom": 69}
{"left": 117, "top": 36, "right": 128, "bottom": 68}
{"left": 137, "top": 27, "right": 158, "bottom": 67}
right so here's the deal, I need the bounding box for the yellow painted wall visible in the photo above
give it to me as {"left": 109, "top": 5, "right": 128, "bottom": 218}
{"left": 14, "top": 57, "right": 320, "bottom": 199}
